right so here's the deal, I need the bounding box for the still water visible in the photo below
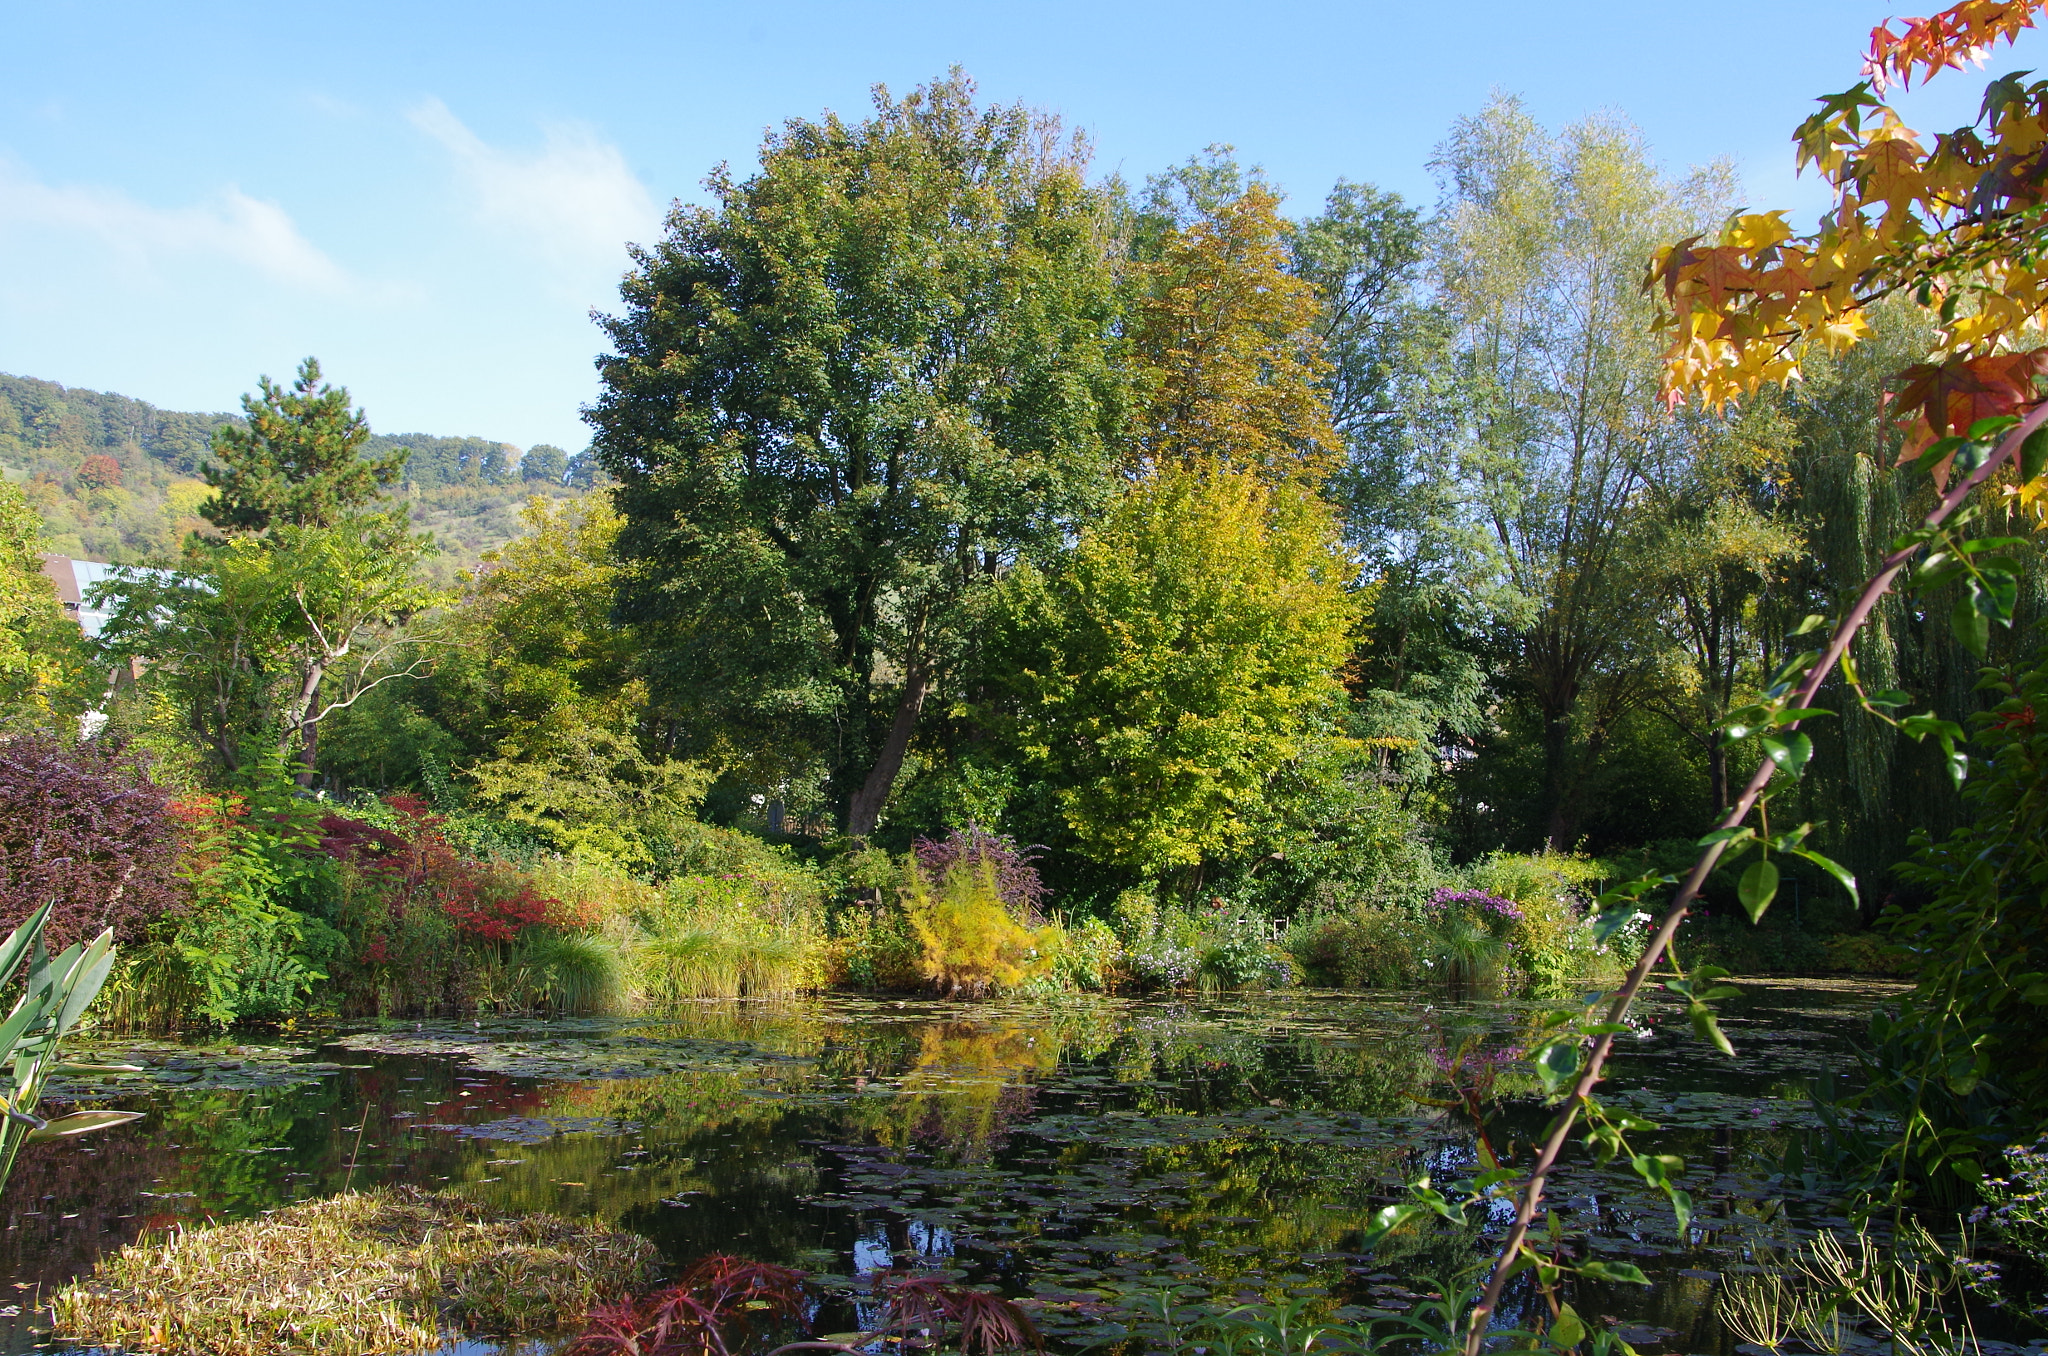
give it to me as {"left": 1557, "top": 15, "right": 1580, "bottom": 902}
{"left": 10, "top": 982, "right": 1899, "bottom": 1354}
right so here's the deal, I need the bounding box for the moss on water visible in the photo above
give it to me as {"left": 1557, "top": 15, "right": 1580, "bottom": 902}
{"left": 51, "top": 1185, "right": 659, "bottom": 1355}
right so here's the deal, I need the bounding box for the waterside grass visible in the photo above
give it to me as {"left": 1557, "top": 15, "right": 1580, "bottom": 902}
{"left": 50, "top": 1185, "right": 660, "bottom": 1356}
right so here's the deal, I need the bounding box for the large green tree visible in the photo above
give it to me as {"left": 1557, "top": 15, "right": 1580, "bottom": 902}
{"left": 588, "top": 73, "right": 1127, "bottom": 837}
{"left": 1433, "top": 96, "right": 1726, "bottom": 851}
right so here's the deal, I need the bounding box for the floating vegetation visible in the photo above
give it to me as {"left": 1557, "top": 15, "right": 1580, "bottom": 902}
{"left": 50, "top": 1186, "right": 660, "bottom": 1355}
{"left": 49, "top": 1040, "right": 359, "bottom": 1096}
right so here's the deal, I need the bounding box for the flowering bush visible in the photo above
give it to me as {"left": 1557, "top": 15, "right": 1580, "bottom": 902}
{"left": 316, "top": 793, "right": 571, "bottom": 1014}
{"left": 1426, "top": 887, "right": 1524, "bottom": 926}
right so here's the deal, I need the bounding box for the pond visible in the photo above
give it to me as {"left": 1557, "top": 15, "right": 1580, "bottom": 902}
{"left": 9, "top": 982, "right": 1902, "bottom": 1355}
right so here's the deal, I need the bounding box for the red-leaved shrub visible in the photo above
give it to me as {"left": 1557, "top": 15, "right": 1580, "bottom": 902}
{"left": 567, "top": 1256, "right": 1040, "bottom": 1356}
{"left": 0, "top": 736, "right": 180, "bottom": 949}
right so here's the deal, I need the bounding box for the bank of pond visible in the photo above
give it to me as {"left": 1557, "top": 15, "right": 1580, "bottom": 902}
{"left": 16, "top": 982, "right": 2031, "bottom": 1356}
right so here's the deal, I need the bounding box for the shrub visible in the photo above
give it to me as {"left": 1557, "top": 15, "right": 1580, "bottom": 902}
{"left": 910, "top": 828, "right": 1048, "bottom": 921}
{"left": 1035, "top": 915, "right": 1121, "bottom": 992}
{"left": 829, "top": 898, "right": 925, "bottom": 991}
{"left": 1199, "top": 918, "right": 1292, "bottom": 991}
{"left": 901, "top": 861, "right": 1051, "bottom": 998}
{"left": 316, "top": 794, "right": 573, "bottom": 1016}
{"left": 1288, "top": 908, "right": 1426, "bottom": 988}
{"left": 0, "top": 735, "right": 180, "bottom": 950}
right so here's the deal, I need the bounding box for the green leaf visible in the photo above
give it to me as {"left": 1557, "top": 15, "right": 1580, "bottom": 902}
{"left": 1953, "top": 587, "right": 1993, "bottom": 657}
{"left": 0, "top": 904, "right": 52, "bottom": 992}
{"left": 1790, "top": 614, "right": 1828, "bottom": 637}
{"left": 1738, "top": 859, "right": 1780, "bottom": 922}
{"left": 1576, "top": 1261, "right": 1652, "bottom": 1286}
{"left": 1550, "top": 1304, "right": 1587, "bottom": 1350}
{"left": 1764, "top": 734, "right": 1813, "bottom": 779}
{"left": 1533, "top": 1038, "right": 1584, "bottom": 1097}
{"left": 1359, "top": 1202, "right": 1421, "bottom": 1251}
{"left": 1667, "top": 1186, "right": 1695, "bottom": 1236}
{"left": 2022, "top": 424, "right": 2048, "bottom": 482}
{"left": 25, "top": 1109, "right": 144, "bottom": 1141}
{"left": 1591, "top": 908, "right": 1644, "bottom": 946}
{"left": 1689, "top": 1001, "right": 1736, "bottom": 1056}
{"left": 1788, "top": 846, "right": 1860, "bottom": 907}
{"left": 1695, "top": 826, "right": 1755, "bottom": 848}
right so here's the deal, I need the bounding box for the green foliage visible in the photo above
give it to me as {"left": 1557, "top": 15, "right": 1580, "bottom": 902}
{"left": 0, "top": 478, "right": 80, "bottom": 718}
{"left": 588, "top": 72, "right": 1127, "bottom": 834}
{"left": 1844, "top": 647, "right": 2048, "bottom": 1199}
{"left": 201, "top": 358, "right": 405, "bottom": 532}
{"left": 101, "top": 770, "right": 340, "bottom": 1029}
{"left": 991, "top": 464, "right": 1360, "bottom": 877}
{"left": 0, "top": 903, "right": 144, "bottom": 1196}
{"left": 98, "top": 511, "right": 441, "bottom": 780}
{"left": 1288, "top": 908, "right": 1427, "bottom": 988}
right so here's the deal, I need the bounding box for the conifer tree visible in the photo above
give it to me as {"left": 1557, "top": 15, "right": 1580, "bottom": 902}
{"left": 201, "top": 358, "right": 406, "bottom": 532}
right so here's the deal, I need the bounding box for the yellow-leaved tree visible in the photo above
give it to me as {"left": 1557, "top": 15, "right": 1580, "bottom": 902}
{"left": 1126, "top": 184, "right": 1342, "bottom": 486}
{"left": 989, "top": 464, "right": 1359, "bottom": 880}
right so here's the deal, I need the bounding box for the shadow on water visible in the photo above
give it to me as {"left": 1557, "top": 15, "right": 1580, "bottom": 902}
{"left": 4, "top": 982, "right": 1906, "bottom": 1355}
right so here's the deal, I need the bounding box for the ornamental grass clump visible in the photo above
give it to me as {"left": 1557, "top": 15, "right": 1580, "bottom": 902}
{"left": 52, "top": 1186, "right": 659, "bottom": 1356}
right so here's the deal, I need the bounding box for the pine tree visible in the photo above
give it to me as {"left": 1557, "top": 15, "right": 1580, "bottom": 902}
{"left": 201, "top": 358, "right": 406, "bottom": 532}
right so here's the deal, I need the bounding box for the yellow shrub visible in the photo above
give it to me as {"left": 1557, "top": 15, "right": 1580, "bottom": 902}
{"left": 901, "top": 862, "right": 1052, "bottom": 998}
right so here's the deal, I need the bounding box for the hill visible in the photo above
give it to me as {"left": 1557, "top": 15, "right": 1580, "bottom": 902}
{"left": 0, "top": 372, "right": 597, "bottom": 580}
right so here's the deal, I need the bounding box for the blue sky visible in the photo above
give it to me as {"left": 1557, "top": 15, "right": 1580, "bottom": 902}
{"left": 4, "top": 1, "right": 2044, "bottom": 453}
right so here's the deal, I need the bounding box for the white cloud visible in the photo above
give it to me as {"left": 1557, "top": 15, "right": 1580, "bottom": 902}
{"left": 409, "top": 98, "right": 660, "bottom": 280}
{"left": 0, "top": 159, "right": 348, "bottom": 292}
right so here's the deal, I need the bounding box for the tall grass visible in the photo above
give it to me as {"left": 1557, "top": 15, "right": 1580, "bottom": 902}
{"left": 530, "top": 855, "right": 824, "bottom": 1005}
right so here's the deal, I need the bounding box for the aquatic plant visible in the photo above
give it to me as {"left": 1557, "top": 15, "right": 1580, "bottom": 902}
{"left": 52, "top": 1186, "right": 659, "bottom": 1356}
{"left": 512, "top": 929, "right": 623, "bottom": 1014}
{"left": 636, "top": 925, "right": 806, "bottom": 1002}
{"left": 572, "top": 1255, "right": 808, "bottom": 1356}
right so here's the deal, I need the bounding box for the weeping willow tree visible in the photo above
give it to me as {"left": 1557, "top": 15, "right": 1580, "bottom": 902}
{"left": 1777, "top": 305, "right": 2048, "bottom": 912}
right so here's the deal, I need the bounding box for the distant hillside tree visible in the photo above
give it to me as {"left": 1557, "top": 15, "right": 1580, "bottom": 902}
{"left": 521, "top": 444, "right": 568, "bottom": 485}
{"left": 201, "top": 358, "right": 407, "bottom": 532}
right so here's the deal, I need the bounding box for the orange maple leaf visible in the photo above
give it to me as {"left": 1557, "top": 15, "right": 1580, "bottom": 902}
{"left": 1891, "top": 348, "right": 2048, "bottom": 481}
{"left": 1867, "top": 0, "right": 2046, "bottom": 90}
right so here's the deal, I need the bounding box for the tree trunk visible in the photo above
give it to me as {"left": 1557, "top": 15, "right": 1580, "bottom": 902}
{"left": 1707, "top": 742, "right": 1729, "bottom": 818}
{"left": 1541, "top": 711, "right": 1578, "bottom": 853}
{"left": 282, "top": 661, "right": 325, "bottom": 789}
{"left": 846, "top": 669, "right": 929, "bottom": 838}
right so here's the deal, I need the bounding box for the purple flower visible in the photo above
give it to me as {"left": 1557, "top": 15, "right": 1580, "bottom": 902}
{"left": 1427, "top": 887, "right": 1524, "bottom": 921}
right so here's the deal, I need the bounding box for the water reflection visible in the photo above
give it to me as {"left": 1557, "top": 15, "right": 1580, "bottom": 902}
{"left": 10, "top": 984, "right": 1898, "bottom": 1355}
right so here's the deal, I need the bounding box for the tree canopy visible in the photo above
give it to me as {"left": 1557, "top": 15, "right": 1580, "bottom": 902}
{"left": 588, "top": 72, "right": 1128, "bottom": 837}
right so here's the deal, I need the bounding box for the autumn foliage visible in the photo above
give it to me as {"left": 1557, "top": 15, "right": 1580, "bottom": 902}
{"left": 1648, "top": 0, "right": 2048, "bottom": 463}
{"left": 317, "top": 795, "right": 556, "bottom": 948}
{"left": 569, "top": 1256, "right": 1041, "bottom": 1356}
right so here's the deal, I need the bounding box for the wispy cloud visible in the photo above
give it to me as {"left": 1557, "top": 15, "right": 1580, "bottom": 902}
{"left": 408, "top": 98, "right": 659, "bottom": 283}
{"left": 0, "top": 159, "right": 348, "bottom": 291}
